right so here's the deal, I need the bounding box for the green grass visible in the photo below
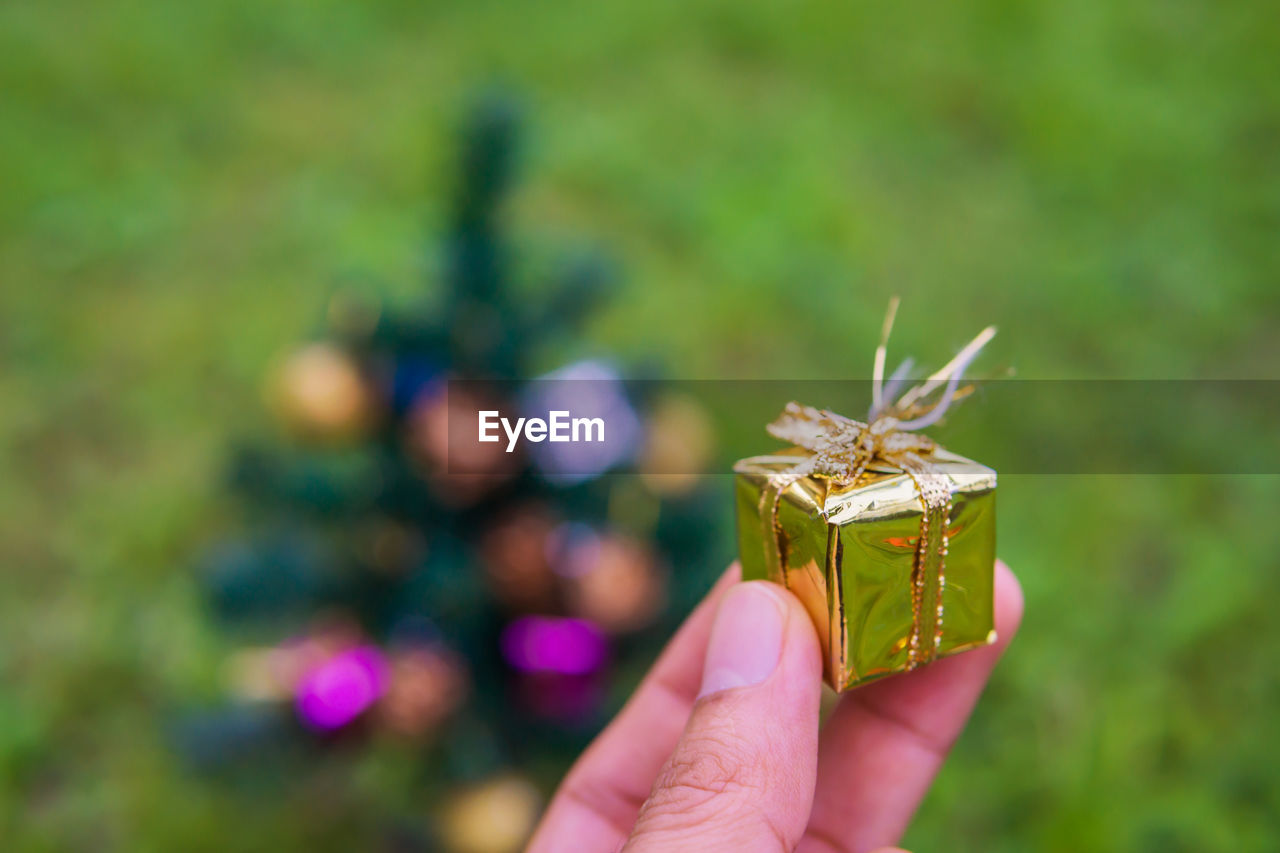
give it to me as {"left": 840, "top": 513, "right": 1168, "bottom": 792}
{"left": 2, "top": 1, "right": 1279, "bottom": 849}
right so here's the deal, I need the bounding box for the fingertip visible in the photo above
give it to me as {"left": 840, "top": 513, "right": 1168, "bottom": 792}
{"left": 746, "top": 580, "right": 824, "bottom": 679}
{"left": 697, "top": 580, "right": 822, "bottom": 699}
{"left": 740, "top": 577, "right": 804, "bottom": 619}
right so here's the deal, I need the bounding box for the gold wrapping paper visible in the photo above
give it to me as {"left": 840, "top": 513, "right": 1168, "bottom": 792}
{"left": 734, "top": 447, "right": 997, "bottom": 691}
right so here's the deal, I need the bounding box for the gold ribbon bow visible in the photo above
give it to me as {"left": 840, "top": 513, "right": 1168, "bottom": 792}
{"left": 759, "top": 299, "right": 996, "bottom": 669}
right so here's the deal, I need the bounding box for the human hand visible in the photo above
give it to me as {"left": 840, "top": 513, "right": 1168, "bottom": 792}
{"left": 528, "top": 561, "right": 1022, "bottom": 853}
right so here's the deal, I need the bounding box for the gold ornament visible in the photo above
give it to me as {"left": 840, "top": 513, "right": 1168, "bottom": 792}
{"left": 639, "top": 393, "right": 715, "bottom": 496}
{"left": 440, "top": 775, "right": 542, "bottom": 853}
{"left": 270, "top": 343, "right": 376, "bottom": 443}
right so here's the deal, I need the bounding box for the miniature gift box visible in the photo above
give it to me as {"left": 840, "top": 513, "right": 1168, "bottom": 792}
{"left": 734, "top": 446, "right": 996, "bottom": 691}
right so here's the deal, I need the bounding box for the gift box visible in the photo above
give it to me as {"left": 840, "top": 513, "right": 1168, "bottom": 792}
{"left": 735, "top": 446, "right": 996, "bottom": 691}
{"left": 733, "top": 304, "right": 999, "bottom": 691}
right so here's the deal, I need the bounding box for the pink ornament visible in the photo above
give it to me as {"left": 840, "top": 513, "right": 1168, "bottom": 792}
{"left": 500, "top": 616, "right": 608, "bottom": 676}
{"left": 295, "top": 645, "right": 389, "bottom": 731}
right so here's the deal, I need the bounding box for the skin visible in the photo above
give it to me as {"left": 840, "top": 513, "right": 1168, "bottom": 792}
{"left": 528, "top": 560, "right": 1023, "bottom": 853}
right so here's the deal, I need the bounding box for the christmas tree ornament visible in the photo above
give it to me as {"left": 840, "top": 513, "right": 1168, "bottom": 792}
{"left": 295, "top": 645, "right": 389, "bottom": 732}
{"left": 438, "top": 774, "right": 541, "bottom": 853}
{"left": 480, "top": 507, "right": 560, "bottom": 612}
{"left": 270, "top": 343, "right": 377, "bottom": 443}
{"left": 499, "top": 615, "right": 608, "bottom": 676}
{"left": 521, "top": 360, "right": 641, "bottom": 484}
{"left": 639, "top": 392, "right": 715, "bottom": 496}
{"left": 405, "top": 381, "right": 519, "bottom": 505}
{"left": 559, "top": 530, "right": 667, "bottom": 634}
{"left": 501, "top": 615, "right": 610, "bottom": 720}
{"left": 735, "top": 300, "right": 998, "bottom": 691}
{"left": 377, "top": 646, "right": 468, "bottom": 737}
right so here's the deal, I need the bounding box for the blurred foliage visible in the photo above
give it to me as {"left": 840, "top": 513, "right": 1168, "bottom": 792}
{"left": 1, "top": 0, "right": 1278, "bottom": 850}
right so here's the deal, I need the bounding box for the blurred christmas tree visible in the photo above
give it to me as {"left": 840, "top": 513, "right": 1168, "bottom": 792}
{"left": 185, "top": 96, "right": 721, "bottom": 851}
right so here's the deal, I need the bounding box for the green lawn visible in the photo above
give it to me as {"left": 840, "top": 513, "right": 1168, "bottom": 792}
{"left": 2, "top": 1, "right": 1278, "bottom": 850}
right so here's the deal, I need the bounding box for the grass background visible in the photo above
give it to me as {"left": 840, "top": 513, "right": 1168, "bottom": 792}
{"left": 2, "top": 0, "right": 1279, "bottom": 850}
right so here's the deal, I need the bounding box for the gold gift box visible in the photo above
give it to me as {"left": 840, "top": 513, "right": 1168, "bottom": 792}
{"left": 734, "top": 447, "right": 997, "bottom": 691}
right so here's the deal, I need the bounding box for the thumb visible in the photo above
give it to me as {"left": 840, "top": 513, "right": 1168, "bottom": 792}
{"left": 624, "top": 581, "right": 824, "bottom": 853}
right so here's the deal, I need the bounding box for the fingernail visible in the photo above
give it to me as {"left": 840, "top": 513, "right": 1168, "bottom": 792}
{"left": 699, "top": 582, "right": 786, "bottom": 698}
